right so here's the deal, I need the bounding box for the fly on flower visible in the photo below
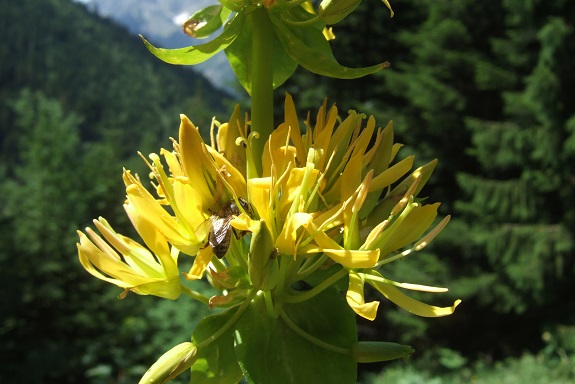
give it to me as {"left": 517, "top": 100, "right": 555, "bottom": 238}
{"left": 196, "top": 196, "right": 253, "bottom": 259}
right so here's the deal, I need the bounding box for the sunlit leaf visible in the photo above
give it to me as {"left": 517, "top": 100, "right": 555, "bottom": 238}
{"left": 183, "top": 5, "right": 232, "bottom": 39}
{"left": 271, "top": 16, "right": 390, "bottom": 79}
{"left": 141, "top": 12, "right": 246, "bottom": 65}
{"left": 190, "top": 310, "right": 243, "bottom": 384}
{"left": 234, "top": 290, "right": 357, "bottom": 383}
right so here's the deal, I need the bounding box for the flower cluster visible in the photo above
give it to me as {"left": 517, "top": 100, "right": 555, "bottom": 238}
{"left": 77, "top": 95, "right": 459, "bottom": 319}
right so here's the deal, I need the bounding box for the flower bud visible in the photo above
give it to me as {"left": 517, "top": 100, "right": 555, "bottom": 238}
{"left": 139, "top": 342, "right": 197, "bottom": 384}
{"left": 350, "top": 341, "right": 414, "bottom": 363}
{"left": 248, "top": 219, "right": 279, "bottom": 290}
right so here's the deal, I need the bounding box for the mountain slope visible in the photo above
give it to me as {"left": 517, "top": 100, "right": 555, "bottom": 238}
{"left": 82, "top": 0, "right": 239, "bottom": 91}
{"left": 1, "top": 0, "right": 231, "bottom": 161}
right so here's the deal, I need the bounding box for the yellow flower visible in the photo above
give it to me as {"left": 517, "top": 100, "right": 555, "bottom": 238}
{"left": 77, "top": 214, "right": 180, "bottom": 300}
{"left": 247, "top": 94, "right": 459, "bottom": 319}
{"left": 123, "top": 114, "right": 250, "bottom": 280}
{"left": 77, "top": 106, "right": 253, "bottom": 298}
{"left": 77, "top": 94, "right": 459, "bottom": 320}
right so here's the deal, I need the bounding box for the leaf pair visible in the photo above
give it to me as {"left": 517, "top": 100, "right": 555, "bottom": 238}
{"left": 141, "top": 4, "right": 390, "bottom": 94}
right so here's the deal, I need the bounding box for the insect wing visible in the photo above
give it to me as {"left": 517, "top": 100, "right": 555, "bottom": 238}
{"left": 195, "top": 217, "right": 213, "bottom": 242}
{"left": 209, "top": 216, "right": 233, "bottom": 246}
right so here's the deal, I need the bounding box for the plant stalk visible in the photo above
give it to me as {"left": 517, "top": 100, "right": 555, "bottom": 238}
{"left": 249, "top": 6, "right": 274, "bottom": 177}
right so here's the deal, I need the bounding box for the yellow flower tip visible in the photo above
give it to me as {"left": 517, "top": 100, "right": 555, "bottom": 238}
{"left": 118, "top": 289, "right": 129, "bottom": 299}
{"left": 185, "top": 246, "right": 213, "bottom": 280}
{"left": 248, "top": 130, "right": 260, "bottom": 141}
{"left": 182, "top": 272, "right": 199, "bottom": 281}
{"left": 382, "top": 0, "right": 394, "bottom": 17}
{"left": 322, "top": 27, "right": 336, "bottom": 41}
{"left": 414, "top": 215, "right": 451, "bottom": 251}
{"left": 352, "top": 170, "right": 373, "bottom": 213}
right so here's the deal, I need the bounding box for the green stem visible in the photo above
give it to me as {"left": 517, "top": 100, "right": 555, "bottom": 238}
{"left": 296, "top": 253, "right": 329, "bottom": 280}
{"left": 180, "top": 285, "right": 210, "bottom": 305}
{"left": 263, "top": 290, "right": 278, "bottom": 318}
{"left": 249, "top": 6, "right": 274, "bottom": 178}
{"left": 283, "top": 268, "right": 348, "bottom": 304}
{"left": 280, "top": 309, "right": 348, "bottom": 355}
{"left": 195, "top": 288, "right": 258, "bottom": 350}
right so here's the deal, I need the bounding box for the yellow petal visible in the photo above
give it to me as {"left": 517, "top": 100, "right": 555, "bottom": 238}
{"left": 247, "top": 177, "right": 272, "bottom": 226}
{"left": 93, "top": 217, "right": 164, "bottom": 278}
{"left": 126, "top": 183, "right": 202, "bottom": 256}
{"left": 217, "top": 104, "right": 246, "bottom": 176}
{"left": 284, "top": 94, "right": 305, "bottom": 165}
{"left": 369, "top": 155, "right": 414, "bottom": 192}
{"left": 207, "top": 145, "right": 247, "bottom": 198}
{"left": 77, "top": 231, "right": 135, "bottom": 288}
{"left": 370, "top": 279, "right": 460, "bottom": 317}
{"left": 377, "top": 203, "right": 439, "bottom": 257}
{"left": 347, "top": 271, "right": 379, "bottom": 320}
{"left": 298, "top": 234, "right": 380, "bottom": 268}
{"left": 276, "top": 212, "right": 314, "bottom": 255}
{"left": 161, "top": 148, "right": 184, "bottom": 178}
{"left": 185, "top": 246, "right": 213, "bottom": 280}
{"left": 320, "top": 248, "right": 379, "bottom": 269}
{"left": 279, "top": 167, "right": 320, "bottom": 217}
{"left": 172, "top": 179, "right": 206, "bottom": 232}
{"left": 77, "top": 229, "right": 180, "bottom": 300}
{"left": 313, "top": 105, "right": 338, "bottom": 170}
{"left": 414, "top": 215, "right": 451, "bottom": 251}
{"left": 178, "top": 114, "right": 217, "bottom": 203}
{"left": 131, "top": 278, "right": 181, "bottom": 300}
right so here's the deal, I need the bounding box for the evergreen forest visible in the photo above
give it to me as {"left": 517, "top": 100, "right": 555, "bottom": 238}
{"left": 1, "top": 0, "right": 574, "bottom": 382}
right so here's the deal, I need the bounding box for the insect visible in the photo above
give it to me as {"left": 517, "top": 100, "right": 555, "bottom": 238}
{"left": 198, "top": 197, "right": 252, "bottom": 259}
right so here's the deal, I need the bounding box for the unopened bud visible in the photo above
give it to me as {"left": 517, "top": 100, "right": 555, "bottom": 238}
{"left": 139, "top": 342, "right": 197, "bottom": 384}
{"left": 248, "top": 220, "right": 279, "bottom": 290}
{"left": 350, "top": 341, "right": 414, "bottom": 363}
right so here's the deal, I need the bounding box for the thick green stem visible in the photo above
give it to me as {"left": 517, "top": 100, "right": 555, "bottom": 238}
{"left": 249, "top": 6, "right": 274, "bottom": 177}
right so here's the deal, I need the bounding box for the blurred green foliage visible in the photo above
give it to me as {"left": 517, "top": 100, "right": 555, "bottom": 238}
{"left": 365, "top": 352, "right": 574, "bottom": 384}
{"left": 0, "top": 0, "right": 230, "bottom": 382}
{"left": 281, "top": 0, "right": 575, "bottom": 368}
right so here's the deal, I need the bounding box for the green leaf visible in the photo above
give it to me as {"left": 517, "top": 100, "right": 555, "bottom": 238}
{"left": 184, "top": 5, "right": 232, "bottom": 39}
{"left": 271, "top": 16, "right": 389, "bottom": 79}
{"left": 141, "top": 12, "right": 246, "bottom": 65}
{"left": 234, "top": 289, "right": 357, "bottom": 384}
{"left": 190, "top": 310, "right": 243, "bottom": 384}
{"left": 319, "top": 0, "right": 362, "bottom": 25}
{"left": 225, "top": 14, "right": 297, "bottom": 94}
{"left": 218, "top": 0, "right": 246, "bottom": 12}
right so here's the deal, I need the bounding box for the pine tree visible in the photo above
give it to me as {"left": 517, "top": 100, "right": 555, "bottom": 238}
{"left": 284, "top": 0, "right": 575, "bottom": 360}
{"left": 456, "top": 0, "right": 575, "bottom": 316}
